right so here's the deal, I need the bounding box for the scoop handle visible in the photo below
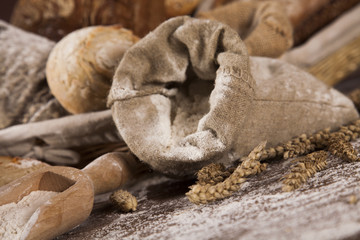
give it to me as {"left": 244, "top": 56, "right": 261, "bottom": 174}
{"left": 82, "top": 152, "right": 145, "bottom": 195}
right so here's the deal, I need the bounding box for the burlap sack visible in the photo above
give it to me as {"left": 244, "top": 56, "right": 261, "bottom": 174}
{"left": 108, "top": 16, "right": 359, "bottom": 177}
{"left": 0, "top": 20, "right": 67, "bottom": 129}
{"left": 197, "top": 1, "right": 293, "bottom": 58}
{"left": 197, "top": 0, "right": 359, "bottom": 46}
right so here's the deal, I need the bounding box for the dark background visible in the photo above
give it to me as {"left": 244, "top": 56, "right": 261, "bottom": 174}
{"left": 0, "top": 1, "right": 17, "bottom": 22}
{"left": 0, "top": 0, "right": 358, "bottom": 92}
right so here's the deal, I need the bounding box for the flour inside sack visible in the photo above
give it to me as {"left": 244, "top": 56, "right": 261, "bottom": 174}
{"left": 170, "top": 77, "right": 212, "bottom": 145}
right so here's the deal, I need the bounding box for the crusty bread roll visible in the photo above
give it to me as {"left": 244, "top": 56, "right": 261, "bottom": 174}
{"left": 46, "top": 25, "right": 139, "bottom": 114}
{"left": 165, "top": 0, "right": 201, "bottom": 17}
{"left": 11, "top": 0, "right": 167, "bottom": 41}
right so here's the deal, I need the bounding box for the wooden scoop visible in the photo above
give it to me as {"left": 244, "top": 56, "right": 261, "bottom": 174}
{"left": 0, "top": 152, "right": 144, "bottom": 240}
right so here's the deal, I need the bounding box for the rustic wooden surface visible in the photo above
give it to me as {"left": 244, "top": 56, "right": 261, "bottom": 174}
{"left": 56, "top": 138, "right": 360, "bottom": 240}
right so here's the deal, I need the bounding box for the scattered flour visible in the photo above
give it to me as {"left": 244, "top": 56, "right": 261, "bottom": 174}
{"left": 57, "top": 139, "right": 360, "bottom": 240}
{"left": 0, "top": 190, "right": 58, "bottom": 240}
{"left": 11, "top": 159, "right": 42, "bottom": 169}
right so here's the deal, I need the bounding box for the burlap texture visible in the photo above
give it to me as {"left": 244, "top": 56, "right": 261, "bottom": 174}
{"left": 196, "top": 1, "right": 293, "bottom": 57}
{"left": 0, "top": 20, "right": 67, "bottom": 129}
{"left": 197, "top": 0, "right": 359, "bottom": 46}
{"left": 108, "top": 17, "right": 359, "bottom": 177}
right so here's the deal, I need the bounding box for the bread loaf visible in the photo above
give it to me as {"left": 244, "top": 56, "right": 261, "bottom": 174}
{"left": 11, "top": 0, "right": 167, "bottom": 41}
{"left": 46, "top": 25, "right": 139, "bottom": 114}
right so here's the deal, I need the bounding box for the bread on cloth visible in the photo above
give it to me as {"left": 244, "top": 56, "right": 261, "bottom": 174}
{"left": 108, "top": 16, "right": 359, "bottom": 177}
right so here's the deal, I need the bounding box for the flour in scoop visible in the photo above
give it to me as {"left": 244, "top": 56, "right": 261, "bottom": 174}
{"left": 0, "top": 190, "right": 58, "bottom": 240}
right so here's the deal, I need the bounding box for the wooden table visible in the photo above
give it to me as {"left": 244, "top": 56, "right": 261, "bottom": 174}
{"left": 57, "top": 138, "right": 360, "bottom": 240}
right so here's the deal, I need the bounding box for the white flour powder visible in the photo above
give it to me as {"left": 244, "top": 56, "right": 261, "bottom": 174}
{"left": 0, "top": 190, "right": 58, "bottom": 240}
{"left": 13, "top": 159, "right": 43, "bottom": 169}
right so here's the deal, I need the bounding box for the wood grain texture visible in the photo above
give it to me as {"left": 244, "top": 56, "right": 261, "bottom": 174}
{"left": 82, "top": 152, "right": 145, "bottom": 195}
{"left": 57, "top": 138, "right": 360, "bottom": 240}
{"left": 0, "top": 152, "right": 144, "bottom": 239}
